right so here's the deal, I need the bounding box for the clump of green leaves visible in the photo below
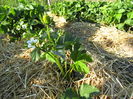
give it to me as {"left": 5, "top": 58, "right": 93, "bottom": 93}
{"left": 25, "top": 13, "right": 93, "bottom": 78}
{"left": 61, "top": 83, "right": 100, "bottom": 99}
{"left": 0, "top": 2, "right": 46, "bottom": 41}
{"left": 28, "top": 27, "right": 93, "bottom": 78}
{"left": 50, "top": 0, "right": 133, "bottom": 31}
{"left": 100, "top": 0, "right": 133, "bottom": 31}
{"left": 50, "top": 0, "right": 87, "bottom": 21}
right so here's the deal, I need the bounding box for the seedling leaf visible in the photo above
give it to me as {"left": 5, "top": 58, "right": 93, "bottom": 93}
{"left": 30, "top": 48, "right": 41, "bottom": 62}
{"left": 72, "top": 60, "right": 90, "bottom": 74}
{"left": 60, "top": 88, "right": 80, "bottom": 99}
{"left": 79, "top": 84, "right": 100, "bottom": 98}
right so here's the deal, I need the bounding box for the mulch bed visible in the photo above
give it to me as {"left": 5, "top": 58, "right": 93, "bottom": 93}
{"left": 0, "top": 21, "right": 133, "bottom": 99}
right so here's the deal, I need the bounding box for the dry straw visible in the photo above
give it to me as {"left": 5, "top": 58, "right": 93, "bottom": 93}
{"left": 0, "top": 21, "right": 133, "bottom": 99}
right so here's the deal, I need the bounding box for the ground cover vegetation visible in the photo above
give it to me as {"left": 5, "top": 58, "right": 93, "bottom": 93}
{"left": 51, "top": 0, "right": 133, "bottom": 31}
{"left": 0, "top": 0, "right": 133, "bottom": 98}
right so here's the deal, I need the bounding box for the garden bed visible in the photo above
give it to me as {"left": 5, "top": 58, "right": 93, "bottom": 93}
{"left": 0, "top": 21, "right": 133, "bottom": 99}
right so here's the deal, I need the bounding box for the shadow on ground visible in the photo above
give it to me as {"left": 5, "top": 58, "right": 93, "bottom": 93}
{"left": 64, "top": 22, "right": 133, "bottom": 99}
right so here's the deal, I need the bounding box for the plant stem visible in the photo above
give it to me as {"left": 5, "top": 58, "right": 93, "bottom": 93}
{"left": 47, "top": 52, "right": 65, "bottom": 75}
{"left": 55, "top": 58, "right": 65, "bottom": 75}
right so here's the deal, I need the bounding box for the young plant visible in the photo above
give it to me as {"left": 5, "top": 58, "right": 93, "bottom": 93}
{"left": 28, "top": 26, "right": 93, "bottom": 78}
{"left": 25, "top": 11, "right": 93, "bottom": 78}
{"left": 61, "top": 83, "right": 100, "bottom": 99}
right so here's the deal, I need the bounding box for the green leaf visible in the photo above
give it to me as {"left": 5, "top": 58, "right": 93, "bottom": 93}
{"left": 127, "top": 12, "right": 133, "bottom": 19}
{"left": 40, "top": 52, "right": 46, "bottom": 60}
{"left": 77, "top": 53, "right": 93, "bottom": 62}
{"left": 70, "top": 50, "right": 78, "bottom": 62}
{"left": 45, "top": 52, "right": 57, "bottom": 63}
{"left": 0, "top": 6, "right": 9, "bottom": 21}
{"left": 10, "top": 8, "right": 16, "bottom": 15}
{"left": 42, "top": 14, "right": 51, "bottom": 25}
{"left": 26, "top": 4, "right": 34, "bottom": 10}
{"left": 115, "top": 13, "right": 122, "bottom": 22}
{"left": 1, "top": 21, "right": 9, "bottom": 25}
{"left": 31, "top": 19, "right": 40, "bottom": 25}
{"left": 60, "top": 88, "right": 80, "bottom": 99}
{"left": 72, "top": 60, "right": 90, "bottom": 74}
{"left": 30, "top": 48, "right": 41, "bottom": 62}
{"left": 0, "top": 14, "right": 6, "bottom": 22}
{"left": 79, "top": 84, "right": 100, "bottom": 98}
{"left": 116, "top": 23, "right": 125, "bottom": 30}
{"left": 0, "top": 25, "right": 8, "bottom": 33}
{"left": 125, "top": 19, "right": 133, "bottom": 25}
{"left": 22, "top": 32, "right": 34, "bottom": 39}
{"left": 118, "top": 9, "right": 125, "bottom": 13}
{"left": 0, "top": 27, "right": 4, "bottom": 34}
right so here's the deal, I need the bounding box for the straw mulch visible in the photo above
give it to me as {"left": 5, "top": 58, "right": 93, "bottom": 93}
{"left": 65, "top": 22, "right": 133, "bottom": 99}
{"left": 0, "top": 20, "right": 133, "bottom": 99}
{"left": 0, "top": 39, "right": 72, "bottom": 99}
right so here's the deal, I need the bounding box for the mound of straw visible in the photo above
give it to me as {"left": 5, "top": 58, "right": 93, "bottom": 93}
{"left": 0, "top": 39, "right": 71, "bottom": 99}
{"left": 65, "top": 22, "right": 133, "bottom": 99}
{"left": 0, "top": 21, "right": 133, "bottom": 99}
